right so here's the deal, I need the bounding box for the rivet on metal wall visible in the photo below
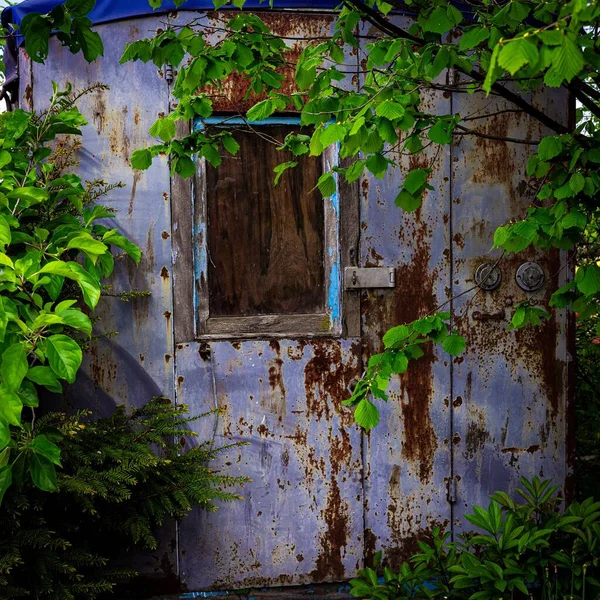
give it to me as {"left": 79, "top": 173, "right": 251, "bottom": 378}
{"left": 474, "top": 262, "right": 502, "bottom": 291}
{"left": 515, "top": 262, "right": 545, "bottom": 292}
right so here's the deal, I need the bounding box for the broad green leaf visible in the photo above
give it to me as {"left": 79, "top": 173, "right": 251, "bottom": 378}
{"left": 0, "top": 150, "right": 12, "bottom": 168}
{"left": 26, "top": 366, "right": 62, "bottom": 393}
{"left": 0, "top": 215, "right": 11, "bottom": 248}
{"left": 546, "top": 36, "right": 584, "bottom": 85}
{"left": 1, "top": 343, "right": 28, "bottom": 392}
{"left": 102, "top": 232, "right": 142, "bottom": 265}
{"left": 403, "top": 169, "right": 429, "bottom": 194}
{"left": 149, "top": 116, "right": 176, "bottom": 142}
{"left": 46, "top": 334, "right": 83, "bottom": 383}
{"left": 19, "top": 381, "right": 39, "bottom": 408}
{"left": 459, "top": 27, "right": 490, "bottom": 51}
{"left": 375, "top": 100, "right": 405, "bottom": 120}
{"left": 317, "top": 172, "right": 336, "bottom": 197}
{"left": 421, "top": 6, "right": 454, "bottom": 34}
{"left": 355, "top": 398, "right": 380, "bottom": 430}
{"left": 0, "top": 421, "right": 8, "bottom": 450}
{"left": 320, "top": 123, "right": 346, "bottom": 146}
{"left": 0, "top": 297, "right": 7, "bottom": 344}
{"left": 29, "top": 454, "right": 57, "bottom": 491}
{"left": 29, "top": 434, "right": 62, "bottom": 466}
{"left": 366, "top": 153, "right": 389, "bottom": 178}
{"left": 383, "top": 325, "right": 410, "bottom": 348}
{"left": 442, "top": 335, "right": 466, "bottom": 356}
{"left": 247, "top": 99, "right": 275, "bottom": 122}
{"left": 395, "top": 190, "right": 421, "bottom": 212}
{"left": 537, "top": 137, "right": 562, "bottom": 160}
{"left": 131, "top": 148, "right": 153, "bottom": 170}
{"left": 0, "top": 386, "right": 23, "bottom": 427}
{"left": 7, "top": 187, "right": 49, "bottom": 205}
{"left": 576, "top": 265, "right": 600, "bottom": 297}
{"left": 66, "top": 234, "right": 108, "bottom": 258}
{"left": 498, "top": 38, "right": 538, "bottom": 75}
{"left": 58, "top": 309, "right": 92, "bottom": 336}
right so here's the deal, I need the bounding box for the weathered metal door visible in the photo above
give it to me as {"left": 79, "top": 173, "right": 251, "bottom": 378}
{"left": 23, "top": 8, "right": 571, "bottom": 595}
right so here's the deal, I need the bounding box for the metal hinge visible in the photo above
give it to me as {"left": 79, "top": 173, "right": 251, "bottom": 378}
{"left": 344, "top": 267, "right": 396, "bottom": 290}
{"left": 446, "top": 477, "right": 458, "bottom": 504}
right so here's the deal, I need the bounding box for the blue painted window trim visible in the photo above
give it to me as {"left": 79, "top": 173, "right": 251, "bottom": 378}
{"left": 192, "top": 116, "right": 342, "bottom": 336}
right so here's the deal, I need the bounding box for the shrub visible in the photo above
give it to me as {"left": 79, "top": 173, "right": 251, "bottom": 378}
{"left": 0, "top": 398, "right": 249, "bottom": 599}
{"left": 350, "top": 477, "right": 600, "bottom": 600}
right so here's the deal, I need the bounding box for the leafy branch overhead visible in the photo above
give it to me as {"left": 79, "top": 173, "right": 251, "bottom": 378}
{"left": 8, "top": 0, "right": 600, "bottom": 430}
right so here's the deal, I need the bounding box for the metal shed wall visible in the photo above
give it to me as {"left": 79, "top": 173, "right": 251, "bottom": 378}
{"left": 20, "top": 10, "right": 572, "bottom": 597}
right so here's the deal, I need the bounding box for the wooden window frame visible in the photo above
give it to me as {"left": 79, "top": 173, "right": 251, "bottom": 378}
{"left": 170, "top": 117, "right": 360, "bottom": 343}
{"left": 194, "top": 116, "right": 340, "bottom": 339}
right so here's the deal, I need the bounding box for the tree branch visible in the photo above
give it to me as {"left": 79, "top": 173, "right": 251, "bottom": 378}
{"left": 454, "top": 124, "right": 539, "bottom": 145}
{"left": 343, "top": 0, "right": 571, "bottom": 136}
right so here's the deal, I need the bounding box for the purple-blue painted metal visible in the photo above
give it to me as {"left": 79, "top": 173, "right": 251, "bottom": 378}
{"left": 449, "top": 84, "right": 572, "bottom": 523}
{"left": 18, "top": 8, "right": 572, "bottom": 597}
{"left": 176, "top": 339, "right": 363, "bottom": 589}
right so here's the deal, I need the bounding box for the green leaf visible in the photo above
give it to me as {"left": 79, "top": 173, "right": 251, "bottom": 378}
{"left": 317, "top": 172, "right": 336, "bottom": 197}
{"left": 58, "top": 309, "right": 93, "bottom": 336}
{"left": 1, "top": 344, "right": 28, "bottom": 392}
{"left": 46, "top": 334, "right": 83, "bottom": 383}
{"left": 354, "top": 398, "right": 380, "bottom": 430}
{"left": 395, "top": 190, "right": 421, "bottom": 212}
{"left": 428, "top": 119, "right": 454, "bottom": 144}
{"left": 403, "top": 169, "right": 429, "bottom": 194}
{"left": 459, "top": 27, "right": 490, "bottom": 51}
{"left": 273, "top": 161, "right": 298, "bottom": 186}
{"left": 383, "top": 325, "right": 410, "bottom": 348}
{"left": 30, "top": 454, "right": 57, "bottom": 492}
{"left": 0, "top": 215, "right": 12, "bottom": 248}
{"left": 320, "top": 123, "right": 346, "bottom": 146}
{"left": 102, "top": 232, "right": 142, "bottom": 265}
{"left": 26, "top": 366, "right": 62, "bottom": 394}
{"left": 131, "top": 148, "right": 153, "bottom": 170}
{"left": 0, "top": 422, "right": 9, "bottom": 450}
{"left": 7, "top": 186, "right": 49, "bottom": 205}
{"left": 569, "top": 172, "right": 585, "bottom": 194}
{"left": 29, "top": 434, "right": 62, "bottom": 466}
{"left": 222, "top": 134, "right": 240, "bottom": 156}
{"left": 0, "top": 465, "right": 12, "bottom": 504}
{"left": 0, "top": 386, "right": 23, "bottom": 427}
{"left": 247, "top": 99, "right": 275, "bottom": 122}
{"left": 576, "top": 264, "right": 600, "bottom": 297}
{"left": 0, "top": 150, "right": 12, "bottom": 168}
{"left": 19, "top": 381, "right": 39, "bottom": 408}
{"left": 498, "top": 38, "right": 539, "bottom": 75}
{"left": 421, "top": 6, "right": 454, "bottom": 34}
{"left": 149, "top": 116, "right": 176, "bottom": 142}
{"left": 537, "top": 137, "right": 562, "bottom": 160}
{"left": 366, "top": 153, "right": 389, "bottom": 178}
{"left": 442, "top": 335, "right": 466, "bottom": 356}
{"left": 375, "top": 100, "right": 405, "bottom": 120}
{"left": 73, "top": 19, "right": 104, "bottom": 63}
{"left": 66, "top": 234, "right": 108, "bottom": 259}
{"left": 547, "top": 36, "right": 584, "bottom": 85}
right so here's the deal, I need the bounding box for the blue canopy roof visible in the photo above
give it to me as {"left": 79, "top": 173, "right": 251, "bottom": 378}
{"left": 2, "top": 0, "right": 339, "bottom": 29}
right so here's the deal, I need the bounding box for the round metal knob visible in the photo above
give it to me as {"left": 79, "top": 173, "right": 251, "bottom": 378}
{"left": 516, "top": 262, "right": 545, "bottom": 292}
{"left": 475, "top": 263, "right": 502, "bottom": 291}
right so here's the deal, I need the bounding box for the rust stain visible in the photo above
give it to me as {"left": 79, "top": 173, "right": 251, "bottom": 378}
{"left": 160, "top": 266, "right": 170, "bottom": 280}
{"left": 128, "top": 171, "right": 140, "bottom": 218}
{"left": 161, "top": 230, "right": 170, "bottom": 240}
{"left": 311, "top": 477, "right": 349, "bottom": 582}
{"left": 303, "top": 341, "right": 359, "bottom": 423}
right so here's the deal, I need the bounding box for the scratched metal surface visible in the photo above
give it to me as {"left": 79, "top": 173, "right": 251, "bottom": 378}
{"left": 357, "top": 19, "right": 453, "bottom": 568}
{"left": 26, "top": 19, "right": 175, "bottom": 414}
{"left": 450, "top": 85, "right": 572, "bottom": 524}
{"left": 176, "top": 339, "right": 364, "bottom": 589}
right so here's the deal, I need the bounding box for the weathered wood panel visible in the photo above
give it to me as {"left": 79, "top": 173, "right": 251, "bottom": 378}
{"left": 206, "top": 125, "right": 325, "bottom": 317}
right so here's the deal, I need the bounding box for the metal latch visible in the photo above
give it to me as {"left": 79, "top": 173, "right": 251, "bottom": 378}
{"left": 344, "top": 267, "right": 396, "bottom": 289}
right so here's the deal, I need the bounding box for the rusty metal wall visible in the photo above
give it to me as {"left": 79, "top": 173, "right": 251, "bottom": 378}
{"left": 21, "top": 10, "right": 572, "bottom": 596}
{"left": 450, "top": 85, "right": 572, "bottom": 523}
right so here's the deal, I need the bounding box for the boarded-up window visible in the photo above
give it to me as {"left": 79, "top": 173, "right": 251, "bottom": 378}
{"left": 206, "top": 125, "right": 325, "bottom": 317}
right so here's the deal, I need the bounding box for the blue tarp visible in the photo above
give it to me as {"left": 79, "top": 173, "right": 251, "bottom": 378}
{"left": 1, "top": 0, "right": 339, "bottom": 29}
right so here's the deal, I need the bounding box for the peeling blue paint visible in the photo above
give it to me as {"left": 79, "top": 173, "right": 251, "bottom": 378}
{"left": 328, "top": 261, "right": 340, "bottom": 326}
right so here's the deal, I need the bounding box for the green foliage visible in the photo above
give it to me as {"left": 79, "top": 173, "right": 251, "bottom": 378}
{"left": 0, "top": 83, "right": 140, "bottom": 497}
{"left": 17, "top": 0, "right": 103, "bottom": 64}
{"left": 0, "top": 398, "right": 249, "bottom": 599}
{"left": 351, "top": 477, "right": 600, "bottom": 600}
{"left": 343, "top": 313, "right": 464, "bottom": 429}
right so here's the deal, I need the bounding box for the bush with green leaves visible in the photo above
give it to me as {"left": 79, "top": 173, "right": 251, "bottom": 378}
{"left": 350, "top": 477, "right": 600, "bottom": 600}
{"left": 0, "top": 82, "right": 141, "bottom": 501}
{"left": 0, "top": 397, "right": 249, "bottom": 600}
